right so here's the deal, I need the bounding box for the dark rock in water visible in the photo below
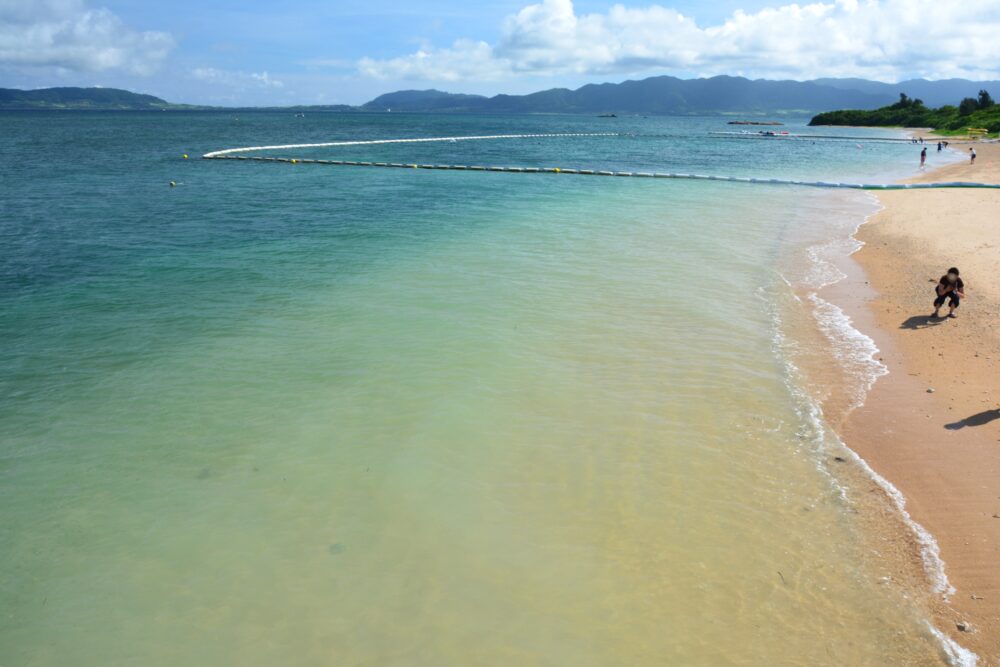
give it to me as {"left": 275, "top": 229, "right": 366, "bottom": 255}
{"left": 328, "top": 543, "right": 345, "bottom": 556}
{"left": 956, "top": 621, "right": 972, "bottom": 632}
{"left": 833, "top": 456, "right": 846, "bottom": 462}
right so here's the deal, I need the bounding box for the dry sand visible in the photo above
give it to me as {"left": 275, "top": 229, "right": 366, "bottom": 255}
{"left": 835, "top": 140, "right": 1000, "bottom": 662}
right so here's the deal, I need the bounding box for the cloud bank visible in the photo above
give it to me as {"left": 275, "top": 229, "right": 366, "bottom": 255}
{"left": 358, "top": 0, "right": 1000, "bottom": 82}
{"left": 0, "top": 0, "right": 173, "bottom": 75}
{"left": 192, "top": 67, "right": 285, "bottom": 89}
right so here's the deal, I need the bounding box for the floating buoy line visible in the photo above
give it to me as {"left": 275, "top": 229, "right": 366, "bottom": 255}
{"left": 202, "top": 132, "right": 1000, "bottom": 191}
{"left": 201, "top": 133, "right": 617, "bottom": 158}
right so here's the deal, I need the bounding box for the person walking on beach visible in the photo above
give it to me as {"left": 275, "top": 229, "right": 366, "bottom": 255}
{"left": 920, "top": 147, "right": 927, "bottom": 168}
{"left": 933, "top": 267, "right": 965, "bottom": 319}
{"left": 970, "top": 147, "right": 977, "bottom": 164}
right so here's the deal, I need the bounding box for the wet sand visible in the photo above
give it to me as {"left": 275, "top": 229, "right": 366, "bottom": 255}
{"left": 836, "top": 140, "right": 1000, "bottom": 661}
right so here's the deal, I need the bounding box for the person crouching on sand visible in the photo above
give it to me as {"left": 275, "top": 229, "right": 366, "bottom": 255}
{"left": 933, "top": 267, "right": 965, "bottom": 319}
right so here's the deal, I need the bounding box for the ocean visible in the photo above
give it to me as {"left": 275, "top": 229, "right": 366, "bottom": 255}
{"left": 0, "top": 112, "right": 964, "bottom": 664}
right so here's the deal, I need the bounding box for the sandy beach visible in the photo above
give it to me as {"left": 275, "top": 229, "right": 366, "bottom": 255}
{"left": 833, "top": 140, "right": 1000, "bottom": 662}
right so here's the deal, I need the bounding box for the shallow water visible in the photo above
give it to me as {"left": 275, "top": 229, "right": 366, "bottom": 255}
{"left": 0, "top": 112, "right": 959, "bottom": 664}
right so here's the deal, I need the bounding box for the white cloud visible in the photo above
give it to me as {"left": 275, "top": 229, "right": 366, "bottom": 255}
{"left": 357, "top": 0, "right": 1000, "bottom": 82}
{"left": 192, "top": 67, "right": 284, "bottom": 89}
{"left": 359, "top": 39, "right": 507, "bottom": 82}
{"left": 0, "top": 0, "right": 173, "bottom": 75}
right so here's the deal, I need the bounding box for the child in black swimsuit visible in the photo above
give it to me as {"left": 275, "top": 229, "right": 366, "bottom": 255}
{"left": 933, "top": 267, "right": 965, "bottom": 318}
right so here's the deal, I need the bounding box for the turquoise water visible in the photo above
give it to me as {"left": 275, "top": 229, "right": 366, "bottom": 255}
{"left": 1, "top": 113, "right": 957, "bottom": 664}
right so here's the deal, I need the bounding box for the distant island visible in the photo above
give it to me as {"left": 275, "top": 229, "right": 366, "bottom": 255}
{"left": 4, "top": 76, "right": 1000, "bottom": 118}
{"left": 810, "top": 91, "right": 999, "bottom": 136}
{"left": 0, "top": 87, "right": 352, "bottom": 112}
{"left": 0, "top": 87, "right": 181, "bottom": 110}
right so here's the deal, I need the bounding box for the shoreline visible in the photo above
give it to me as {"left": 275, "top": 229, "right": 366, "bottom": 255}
{"left": 824, "top": 139, "right": 1000, "bottom": 661}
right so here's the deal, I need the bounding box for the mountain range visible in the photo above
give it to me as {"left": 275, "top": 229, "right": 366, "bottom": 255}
{"left": 360, "top": 76, "right": 1000, "bottom": 114}
{"left": 3, "top": 76, "right": 999, "bottom": 115}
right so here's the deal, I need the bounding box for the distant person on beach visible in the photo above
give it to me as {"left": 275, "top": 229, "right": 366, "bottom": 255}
{"left": 920, "top": 147, "right": 927, "bottom": 168}
{"left": 970, "top": 148, "right": 977, "bottom": 164}
{"left": 933, "top": 268, "right": 965, "bottom": 319}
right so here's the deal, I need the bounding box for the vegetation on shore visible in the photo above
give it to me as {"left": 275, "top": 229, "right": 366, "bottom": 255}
{"left": 810, "top": 91, "right": 1000, "bottom": 136}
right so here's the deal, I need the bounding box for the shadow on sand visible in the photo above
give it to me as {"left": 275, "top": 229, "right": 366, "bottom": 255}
{"left": 900, "top": 314, "right": 945, "bottom": 330}
{"left": 945, "top": 409, "right": 1000, "bottom": 430}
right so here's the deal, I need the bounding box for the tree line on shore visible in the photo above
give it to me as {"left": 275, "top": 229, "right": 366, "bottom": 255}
{"left": 810, "top": 91, "right": 999, "bottom": 135}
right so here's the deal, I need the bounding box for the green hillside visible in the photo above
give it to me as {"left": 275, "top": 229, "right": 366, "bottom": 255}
{"left": 0, "top": 87, "right": 177, "bottom": 110}
{"left": 810, "top": 91, "right": 1000, "bottom": 136}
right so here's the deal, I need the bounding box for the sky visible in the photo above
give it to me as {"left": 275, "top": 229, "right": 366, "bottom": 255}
{"left": 2, "top": 0, "right": 999, "bottom": 106}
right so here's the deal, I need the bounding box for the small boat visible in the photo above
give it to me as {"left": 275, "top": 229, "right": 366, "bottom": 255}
{"left": 598, "top": 113, "right": 617, "bottom": 118}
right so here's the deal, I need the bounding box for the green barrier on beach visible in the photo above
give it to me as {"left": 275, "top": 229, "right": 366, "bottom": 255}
{"left": 202, "top": 133, "right": 1000, "bottom": 190}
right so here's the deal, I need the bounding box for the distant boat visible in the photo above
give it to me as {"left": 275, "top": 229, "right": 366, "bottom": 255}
{"left": 598, "top": 113, "right": 617, "bottom": 118}
{"left": 295, "top": 112, "right": 305, "bottom": 118}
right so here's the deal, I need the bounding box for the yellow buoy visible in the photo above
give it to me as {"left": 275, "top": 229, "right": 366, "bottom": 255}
{"left": 291, "top": 159, "right": 298, "bottom": 164}
{"left": 554, "top": 167, "right": 561, "bottom": 173}
{"left": 169, "top": 181, "right": 176, "bottom": 187}
{"left": 182, "top": 154, "right": 188, "bottom": 159}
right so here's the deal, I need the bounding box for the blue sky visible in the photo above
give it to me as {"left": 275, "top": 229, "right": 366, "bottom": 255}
{"left": 2, "top": 0, "right": 998, "bottom": 105}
